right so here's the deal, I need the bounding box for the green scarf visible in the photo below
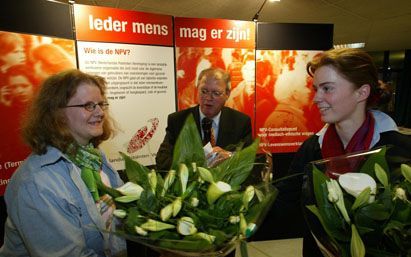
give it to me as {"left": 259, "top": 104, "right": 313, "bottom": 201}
{"left": 67, "top": 144, "right": 103, "bottom": 202}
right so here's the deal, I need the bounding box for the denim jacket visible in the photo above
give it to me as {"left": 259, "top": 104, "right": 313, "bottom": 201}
{"left": 0, "top": 146, "right": 126, "bottom": 257}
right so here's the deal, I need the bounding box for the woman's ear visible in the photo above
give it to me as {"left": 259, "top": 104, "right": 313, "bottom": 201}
{"left": 356, "top": 84, "right": 371, "bottom": 102}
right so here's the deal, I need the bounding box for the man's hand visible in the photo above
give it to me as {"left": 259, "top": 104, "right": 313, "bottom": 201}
{"left": 207, "top": 146, "right": 232, "bottom": 167}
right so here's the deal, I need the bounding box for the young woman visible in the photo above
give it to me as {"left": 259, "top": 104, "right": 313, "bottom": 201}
{"left": 0, "top": 69, "right": 126, "bottom": 257}
{"left": 277, "top": 48, "right": 411, "bottom": 257}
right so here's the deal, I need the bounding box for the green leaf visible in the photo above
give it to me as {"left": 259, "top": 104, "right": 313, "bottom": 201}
{"left": 358, "top": 204, "right": 390, "bottom": 220}
{"left": 214, "top": 139, "right": 259, "bottom": 187}
{"left": 351, "top": 187, "right": 371, "bottom": 211}
{"left": 120, "top": 152, "right": 150, "bottom": 190}
{"left": 375, "top": 163, "right": 389, "bottom": 188}
{"left": 359, "top": 147, "right": 388, "bottom": 177}
{"left": 172, "top": 114, "right": 205, "bottom": 169}
{"left": 124, "top": 207, "right": 145, "bottom": 233}
{"left": 311, "top": 167, "right": 350, "bottom": 241}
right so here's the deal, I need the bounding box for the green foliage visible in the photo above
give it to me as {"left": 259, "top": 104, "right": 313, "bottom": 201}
{"left": 109, "top": 113, "right": 276, "bottom": 255}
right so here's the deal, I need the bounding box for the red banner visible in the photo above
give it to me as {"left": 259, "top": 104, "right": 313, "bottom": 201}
{"left": 0, "top": 31, "right": 76, "bottom": 195}
{"left": 175, "top": 17, "right": 255, "bottom": 48}
{"left": 74, "top": 4, "right": 173, "bottom": 46}
{"left": 255, "top": 50, "right": 324, "bottom": 153}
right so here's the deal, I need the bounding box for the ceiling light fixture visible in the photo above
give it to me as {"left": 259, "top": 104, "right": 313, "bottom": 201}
{"left": 252, "top": 0, "right": 280, "bottom": 22}
{"left": 334, "top": 42, "right": 365, "bottom": 49}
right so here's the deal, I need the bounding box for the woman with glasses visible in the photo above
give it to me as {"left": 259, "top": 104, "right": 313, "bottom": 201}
{"left": 0, "top": 69, "right": 126, "bottom": 257}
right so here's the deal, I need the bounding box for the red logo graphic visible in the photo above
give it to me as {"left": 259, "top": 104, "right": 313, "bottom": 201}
{"left": 127, "top": 118, "right": 159, "bottom": 153}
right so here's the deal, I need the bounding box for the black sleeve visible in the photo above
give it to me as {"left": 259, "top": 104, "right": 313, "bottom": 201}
{"left": 155, "top": 114, "right": 177, "bottom": 170}
{"left": 242, "top": 115, "right": 253, "bottom": 147}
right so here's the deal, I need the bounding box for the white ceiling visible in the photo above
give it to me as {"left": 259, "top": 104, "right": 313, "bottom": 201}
{"left": 64, "top": 0, "right": 411, "bottom": 51}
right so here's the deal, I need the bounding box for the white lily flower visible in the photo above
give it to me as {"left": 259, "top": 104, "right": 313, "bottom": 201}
{"left": 339, "top": 173, "right": 376, "bottom": 202}
{"left": 206, "top": 181, "right": 232, "bottom": 204}
{"left": 177, "top": 216, "right": 197, "bottom": 235}
{"left": 116, "top": 182, "right": 144, "bottom": 198}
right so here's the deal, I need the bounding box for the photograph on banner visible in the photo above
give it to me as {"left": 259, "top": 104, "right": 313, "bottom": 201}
{"left": 176, "top": 47, "right": 256, "bottom": 124}
{"left": 0, "top": 30, "right": 76, "bottom": 195}
{"left": 256, "top": 50, "right": 324, "bottom": 153}
{"left": 77, "top": 41, "right": 175, "bottom": 170}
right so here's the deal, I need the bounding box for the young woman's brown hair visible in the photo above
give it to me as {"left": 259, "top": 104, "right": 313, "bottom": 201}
{"left": 306, "top": 48, "right": 388, "bottom": 107}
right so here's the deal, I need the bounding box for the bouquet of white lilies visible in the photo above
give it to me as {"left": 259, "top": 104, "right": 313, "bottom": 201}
{"left": 305, "top": 147, "right": 411, "bottom": 257}
{"left": 105, "top": 115, "right": 277, "bottom": 257}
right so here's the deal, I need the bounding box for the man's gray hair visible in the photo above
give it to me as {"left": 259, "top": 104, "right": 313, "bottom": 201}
{"left": 196, "top": 68, "right": 231, "bottom": 92}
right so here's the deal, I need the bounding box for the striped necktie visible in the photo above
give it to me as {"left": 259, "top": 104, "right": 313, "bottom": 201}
{"left": 202, "top": 117, "right": 213, "bottom": 146}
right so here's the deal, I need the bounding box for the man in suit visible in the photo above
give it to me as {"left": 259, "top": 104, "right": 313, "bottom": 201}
{"left": 156, "top": 67, "right": 253, "bottom": 170}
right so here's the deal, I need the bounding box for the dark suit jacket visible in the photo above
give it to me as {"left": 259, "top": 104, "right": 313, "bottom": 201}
{"left": 155, "top": 105, "right": 253, "bottom": 170}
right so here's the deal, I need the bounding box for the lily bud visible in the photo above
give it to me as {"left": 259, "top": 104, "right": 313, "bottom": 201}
{"left": 239, "top": 213, "right": 247, "bottom": 236}
{"left": 177, "top": 216, "right": 197, "bottom": 235}
{"left": 161, "top": 170, "right": 176, "bottom": 197}
{"left": 113, "top": 209, "right": 127, "bottom": 219}
{"left": 194, "top": 232, "right": 216, "bottom": 243}
{"left": 160, "top": 203, "right": 173, "bottom": 221}
{"left": 191, "top": 162, "right": 197, "bottom": 173}
{"left": 140, "top": 219, "right": 175, "bottom": 231}
{"left": 401, "top": 164, "right": 411, "bottom": 183}
{"left": 350, "top": 224, "right": 365, "bottom": 257}
{"left": 326, "top": 180, "right": 339, "bottom": 203}
{"left": 207, "top": 181, "right": 232, "bottom": 204}
{"left": 393, "top": 187, "right": 408, "bottom": 202}
{"left": 339, "top": 173, "right": 376, "bottom": 202}
{"left": 326, "top": 179, "right": 351, "bottom": 223}
{"left": 179, "top": 163, "right": 189, "bottom": 194}
{"left": 172, "top": 197, "right": 183, "bottom": 217}
{"left": 135, "top": 226, "right": 148, "bottom": 236}
{"left": 148, "top": 170, "right": 157, "bottom": 194}
{"left": 242, "top": 186, "right": 255, "bottom": 209}
{"left": 117, "top": 182, "right": 144, "bottom": 198}
{"left": 374, "top": 163, "right": 389, "bottom": 188}
{"left": 229, "top": 215, "right": 240, "bottom": 224}
{"left": 197, "top": 167, "right": 214, "bottom": 183}
{"left": 190, "top": 197, "right": 199, "bottom": 207}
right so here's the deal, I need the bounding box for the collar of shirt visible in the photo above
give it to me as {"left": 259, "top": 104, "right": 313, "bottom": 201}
{"left": 316, "top": 110, "right": 398, "bottom": 148}
{"left": 199, "top": 110, "right": 221, "bottom": 140}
